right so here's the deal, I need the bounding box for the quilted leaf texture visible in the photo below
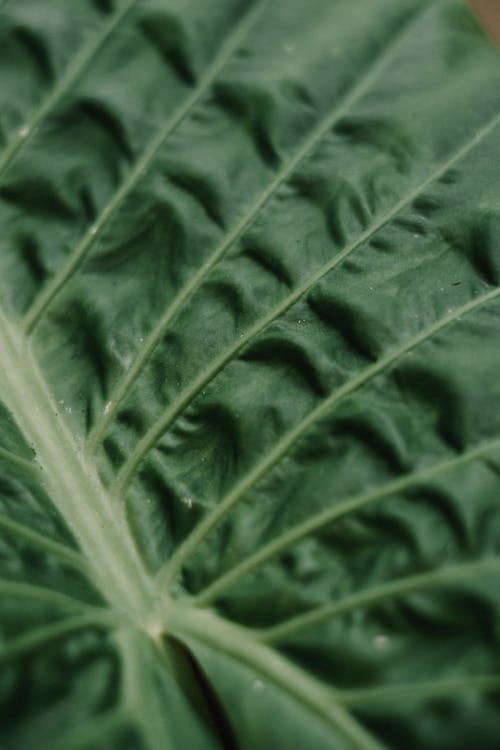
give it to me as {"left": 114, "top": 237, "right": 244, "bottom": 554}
{"left": 1, "top": 1, "right": 500, "bottom": 748}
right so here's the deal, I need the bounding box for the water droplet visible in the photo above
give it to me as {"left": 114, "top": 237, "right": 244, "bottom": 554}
{"left": 181, "top": 496, "right": 193, "bottom": 508}
{"left": 90, "top": 225, "right": 98, "bottom": 236}
{"left": 104, "top": 401, "right": 112, "bottom": 415}
{"left": 252, "top": 679, "right": 265, "bottom": 692}
{"left": 18, "top": 125, "right": 30, "bottom": 138}
{"left": 139, "top": 337, "right": 144, "bottom": 343}
{"left": 373, "top": 634, "right": 390, "bottom": 650}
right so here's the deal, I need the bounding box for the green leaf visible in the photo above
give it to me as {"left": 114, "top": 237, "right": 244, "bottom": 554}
{"left": 1, "top": 1, "right": 500, "bottom": 747}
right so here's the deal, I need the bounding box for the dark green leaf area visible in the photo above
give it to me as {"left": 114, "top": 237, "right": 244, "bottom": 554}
{"left": 1, "top": 631, "right": 117, "bottom": 745}
{"left": 1, "top": 1, "right": 500, "bottom": 749}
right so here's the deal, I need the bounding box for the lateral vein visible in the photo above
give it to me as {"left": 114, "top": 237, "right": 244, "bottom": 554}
{"left": 260, "top": 556, "right": 500, "bottom": 643}
{"left": 193, "top": 435, "right": 500, "bottom": 604}
{"left": 0, "top": 444, "right": 42, "bottom": 475}
{"left": 22, "top": 0, "right": 268, "bottom": 335}
{"left": 89, "top": 1, "right": 435, "bottom": 452}
{"left": 0, "top": 509, "right": 86, "bottom": 571}
{"left": 340, "top": 675, "right": 500, "bottom": 706}
{"left": 0, "top": 0, "right": 136, "bottom": 178}
{"left": 168, "top": 605, "right": 388, "bottom": 750}
{"left": 115, "top": 108, "right": 500, "bottom": 494}
{"left": 0, "top": 613, "right": 116, "bottom": 663}
{"left": 0, "top": 579, "right": 102, "bottom": 612}
{"left": 159, "top": 279, "right": 500, "bottom": 585}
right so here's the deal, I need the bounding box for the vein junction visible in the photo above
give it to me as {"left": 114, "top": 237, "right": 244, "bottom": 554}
{"left": 0, "top": 310, "right": 383, "bottom": 749}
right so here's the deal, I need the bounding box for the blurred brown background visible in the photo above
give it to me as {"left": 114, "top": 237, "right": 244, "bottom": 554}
{"left": 469, "top": 0, "right": 500, "bottom": 44}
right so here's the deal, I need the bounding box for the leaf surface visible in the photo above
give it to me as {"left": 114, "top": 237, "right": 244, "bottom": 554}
{"left": 1, "top": 1, "right": 500, "bottom": 748}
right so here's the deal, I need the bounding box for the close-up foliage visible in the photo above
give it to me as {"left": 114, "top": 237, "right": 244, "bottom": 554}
{"left": 0, "top": 1, "right": 499, "bottom": 748}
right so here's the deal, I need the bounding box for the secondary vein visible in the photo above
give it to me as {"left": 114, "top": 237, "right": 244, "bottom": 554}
{"left": 159, "top": 280, "right": 500, "bottom": 585}
{"left": 192, "top": 435, "right": 500, "bottom": 604}
{"left": 0, "top": 0, "right": 136, "bottom": 178}
{"left": 22, "top": 0, "right": 268, "bottom": 335}
{"left": 0, "top": 612, "right": 116, "bottom": 663}
{"left": 168, "top": 605, "right": 388, "bottom": 750}
{"left": 260, "top": 556, "right": 500, "bottom": 643}
{"left": 88, "top": 0, "right": 434, "bottom": 452}
{"left": 0, "top": 578, "right": 102, "bottom": 612}
{"left": 340, "top": 675, "right": 500, "bottom": 706}
{"left": 114, "top": 108, "right": 500, "bottom": 494}
{"left": 0, "top": 508, "right": 87, "bottom": 570}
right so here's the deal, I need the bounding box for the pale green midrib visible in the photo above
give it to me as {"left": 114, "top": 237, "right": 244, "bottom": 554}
{"left": 159, "top": 281, "right": 500, "bottom": 585}
{"left": 0, "top": 6, "right": 493, "bottom": 744}
{"left": 0, "top": 612, "right": 116, "bottom": 663}
{"left": 22, "top": 0, "right": 267, "bottom": 336}
{"left": 0, "top": 0, "right": 135, "bottom": 179}
{"left": 1, "top": 307, "right": 382, "bottom": 750}
{"left": 0, "top": 509, "right": 86, "bottom": 569}
{"left": 0, "top": 312, "right": 156, "bottom": 621}
{"left": 340, "top": 675, "right": 500, "bottom": 706}
{"left": 260, "top": 556, "right": 500, "bottom": 643}
{"left": 89, "top": 1, "right": 432, "bottom": 455}
{"left": 0, "top": 579, "right": 102, "bottom": 612}
{"left": 193, "top": 435, "right": 500, "bottom": 605}
{"left": 114, "top": 108, "right": 500, "bottom": 496}
{"left": 167, "top": 605, "right": 387, "bottom": 750}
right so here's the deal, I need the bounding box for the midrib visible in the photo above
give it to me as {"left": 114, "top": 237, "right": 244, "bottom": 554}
{"left": 0, "top": 311, "right": 156, "bottom": 623}
{"left": 0, "top": 310, "right": 395, "bottom": 747}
